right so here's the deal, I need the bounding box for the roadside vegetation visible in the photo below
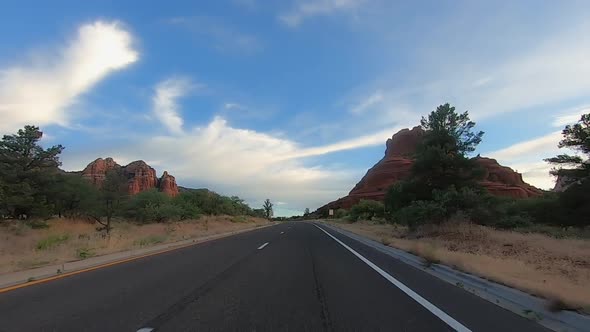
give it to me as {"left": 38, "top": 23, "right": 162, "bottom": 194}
{"left": 0, "top": 125, "right": 272, "bottom": 272}
{"left": 325, "top": 104, "right": 590, "bottom": 312}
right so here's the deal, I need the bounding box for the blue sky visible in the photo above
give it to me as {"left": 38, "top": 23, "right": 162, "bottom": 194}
{"left": 1, "top": 0, "right": 589, "bottom": 216}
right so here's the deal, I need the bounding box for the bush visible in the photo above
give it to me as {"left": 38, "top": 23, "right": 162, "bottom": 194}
{"left": 124, "top": 190, "right": 182, "bottom": 223}
{"left": 76, "top": 247, "right": 95, "bottom": 259}
{"left": 36, "top": 234, "right": 70, "bottom": 250}
{"left": 335, "top": 209, "right": 348, "bottom": 219}
{"left": 495, "top": 215, "right": 533, "bottom": 229}
{"left": 134, "top": 235, "right": 166, "bottom": 247}
{"left": 350, "top": 200, "right": 385, "bottom": 221}
{"left": 394, "top": 200, "right": 447, "bottom": 230}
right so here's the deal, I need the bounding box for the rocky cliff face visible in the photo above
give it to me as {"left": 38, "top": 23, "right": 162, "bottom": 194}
{"left": 80, "top": 158, "right": 179, "bottom": 196}
{"left": 124, "top": 161, "right": 159, "bottom": 195}
{"left": 159, "top": 171, "right": 179, "bottom": 197}
{"left": 81, "top": 157, "right": 121, "bottom": 187}
{"left": 319, "top": 127, "right": 543, "bottom": 211}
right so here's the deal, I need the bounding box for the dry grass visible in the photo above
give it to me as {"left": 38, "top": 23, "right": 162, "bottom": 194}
{"left": 0, "top": 216, "right": 269, "bottom": 274}
{"left": 326, "top": 220, "right": 590, "bottom": 313}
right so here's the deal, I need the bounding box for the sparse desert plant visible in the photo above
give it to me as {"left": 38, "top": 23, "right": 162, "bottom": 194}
{"left": 36, "top": 234, "right": 70, "bottom": 250}
{"left": 134, "top": 235, "right": 166, "bottom": 247}
{"left": 76, "top": 247, "right": 95, "bottom": 259}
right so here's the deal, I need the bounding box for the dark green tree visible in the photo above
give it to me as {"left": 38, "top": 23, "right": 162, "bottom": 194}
{"left": 86, "top": 170, "right": 127, "bottom": 233}
{"left": 545, "top": 113, "right": 590, "bottom": 184}
{"left": 262, "top": 199, "right": 273, "bottom": 219}
{"left": 412, "top": 104, "right": 485, "bottom": 193}
{"left": 0, "top": 126, "right": 64, "bottom": 218}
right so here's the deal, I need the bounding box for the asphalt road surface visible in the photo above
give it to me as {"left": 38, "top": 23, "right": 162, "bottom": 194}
{"left": 0, "top": 222, "right": 549, "bottom": 332}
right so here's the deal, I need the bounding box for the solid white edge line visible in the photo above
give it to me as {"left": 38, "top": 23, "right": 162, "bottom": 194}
{"left": 136, "top": 328, "right": 154, "bottom": 332}
{"left": 257, "top": 242, "right": 269, "bottom": 250}
{"left": 314, "top": 224, "right": 471, "bottom": 332}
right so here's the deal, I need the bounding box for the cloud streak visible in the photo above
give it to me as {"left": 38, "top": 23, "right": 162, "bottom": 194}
{"left": 153, "top": 78, "right": 194, "bottom": 135}
{"left": 0, "top": 21, "right": 138, "bottom": 133}
{"left": 279, "top": 0, "right": 367, "bottom": 27}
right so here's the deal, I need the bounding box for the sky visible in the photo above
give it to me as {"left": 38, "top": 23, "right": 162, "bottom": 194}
{"left": 1, "top": 0, "right": 589, "bottom": 216}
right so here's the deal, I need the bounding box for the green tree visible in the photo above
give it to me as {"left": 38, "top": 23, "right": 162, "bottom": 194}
{"left": 304, "top": 208, "right": 310, "bottom": 217}
{"left": 420, "top": 103, "right": 484, "bottom": 155}
{"left": 262, "top": 199, "right": 273, "bottom": 219}
{"left": 0, "top": 125, "right": 64, "bottom": 218}
{"left": 545, "top": 113, "right": 590, "bottom": 184}
{"left": 86, "top": 170, "right": 128, "bottom": 233}
{"left": 412, "top": 104, "right": 484, "bottom": 194}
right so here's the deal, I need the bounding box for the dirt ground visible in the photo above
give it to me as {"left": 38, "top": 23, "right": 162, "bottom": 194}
{"left": 0, "top": 216, "right": 270, "bottom": 274}
{"left": 324, "top": 220, "right": 590, "bottom": 313}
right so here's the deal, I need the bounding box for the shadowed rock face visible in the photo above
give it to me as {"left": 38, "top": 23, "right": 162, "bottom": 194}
{"left": 80, "top": 158, "right": 179, "bottom": 197}
{"left": 318, "top": 127, "right": 543, "bottom": 212}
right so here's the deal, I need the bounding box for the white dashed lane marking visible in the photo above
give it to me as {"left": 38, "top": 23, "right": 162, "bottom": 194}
{"left": 257, "top": 242, "right": 269, "bottom": 250}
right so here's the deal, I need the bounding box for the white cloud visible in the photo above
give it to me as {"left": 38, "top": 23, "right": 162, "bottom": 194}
{"left": 0, "top": 21, "right": 138, "bottom": 133}
{"left": 153, "top": 78, "right": 194, "bottom": 135}
{"left": 486, "top": 132, "right": 562, "bottom": 163}
{"left": 552, "top": 107, "right": 589, "bottom": 127}
{"left": 279, "top": 0, "right": 367, "bottom": 27}
{"left": 280, "top": 126, "right": 399, "bottom": 160}
{"left": 350, "top": 90, "right": 383, "bottom": 114}
{"left": 224, "top": 102, "right": 245, "bottom": 110}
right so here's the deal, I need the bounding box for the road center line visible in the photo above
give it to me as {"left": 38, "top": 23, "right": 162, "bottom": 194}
{"left": 257, "top": 242, "right": 269, "bottom": 250}
{"left": 280, "top": 231, "right": 285, "bottom": 234}
{"left": 314, "top": 224, "right": 471, "bottom": 332}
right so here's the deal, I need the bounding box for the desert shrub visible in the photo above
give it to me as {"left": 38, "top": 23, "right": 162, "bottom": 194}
{"left": 36, "top": 234, "right": 70, "bottom": 250}
{"left": 394, "top": 200, "right": 447, "bottom": 230}
{"left": 124, "top": 190, "right": 183, "bottom": 223}
{"left": 495, "top": 215, "right": 533, "bottom": 229}
{"left": 76, "top": 247, "right": 95, "bottom": 259}
{"left": 135, "top": 235, "right": 166, "bottom": 247}
{"left": 350, "top": 200, "right": 385, "bottom": 221}
{"left": 335, "top": 209, "right": 348, "bottom": 219}
{"left": 26, "top": 220, "right": 50, "bottom": 229}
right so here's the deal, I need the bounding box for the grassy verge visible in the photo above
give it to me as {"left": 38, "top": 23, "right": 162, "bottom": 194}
{"left": 0, "top": 215, "right": 270, "bottom": 274}
{"left": 324, "top": 219, "right": 590, "bottom": 314}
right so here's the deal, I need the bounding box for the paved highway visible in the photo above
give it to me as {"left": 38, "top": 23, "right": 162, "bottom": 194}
{"left": 0, "top": 222, "right": 548, "bottom": 332}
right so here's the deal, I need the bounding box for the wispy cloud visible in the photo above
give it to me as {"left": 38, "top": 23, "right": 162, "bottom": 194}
{"left": 153, "top": 78, "right": 195, "bottom": 135}
{"left": 279, "top": 0, "right": 367, "bottom": 27}
{"left": 350, "top": 90, "right": 383, "bottom": 114}
{"left": 552, "top": 107, "right": 589, "bottom": 127}
{"left": 0, "top": 21, "right": 138, "bottom": 133}
{"left": 224, "top": 102, "right": 246, "bottom": 110}
{"left": 166, "top": 16, "right": 262, "bottom": 54}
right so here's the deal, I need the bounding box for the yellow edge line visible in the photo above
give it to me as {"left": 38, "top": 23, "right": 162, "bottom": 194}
{"left": 0, "top": 224, "right": 271, "bottom": 294}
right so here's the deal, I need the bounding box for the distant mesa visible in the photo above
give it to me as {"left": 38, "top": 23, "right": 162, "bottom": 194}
{"left": 318, "top": 126, "right": 543, "bottom": 212}
{"left": 81, "top": 158, "right": 179, "bottom": 196}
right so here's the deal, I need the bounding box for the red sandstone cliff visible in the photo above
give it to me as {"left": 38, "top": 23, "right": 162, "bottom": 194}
{"left": 81, "top": 157, "right": 121, "bottom": 187}
{"left": 159, "top": 171, "right": 179, "bottom": 197}
{"left": 80, "top": 158, "right": 179, "bottom": 197}
{"left": 319, "top": 127, "right": 543, "bottom": 211}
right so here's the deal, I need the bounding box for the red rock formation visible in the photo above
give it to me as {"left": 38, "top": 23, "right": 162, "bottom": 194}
{"left": 123, "top": 161, "right": 158, "bottom": 195}
{"left": 475, "top": 157, "right": 543, "bottom": 198}
{"left": 159, "top": 171, "right": 179, "bottom": 197}
{"left": 81, "top": 157, "right": 121, "bottom": 187}
{"left": 80, "top": 158, "right": 179, "bottom": 197}
{"left": 318, "top": 127, "right": 543, "bottom": 212}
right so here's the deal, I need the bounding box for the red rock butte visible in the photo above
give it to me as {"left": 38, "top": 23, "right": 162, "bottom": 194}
{"left": 318, "top": 126, "right": 543, "bottom": 212}
{"left": 81, "top": 158, "right": 179, "bottom": 197}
